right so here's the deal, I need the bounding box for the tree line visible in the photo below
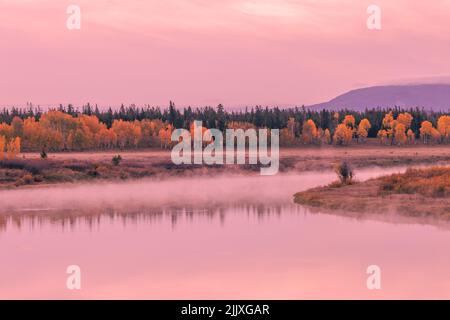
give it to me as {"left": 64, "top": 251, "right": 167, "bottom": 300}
{"left": 0, "top": 102, "right": 449, "bottom": 154}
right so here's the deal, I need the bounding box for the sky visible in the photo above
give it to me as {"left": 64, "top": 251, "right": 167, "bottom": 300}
{"left": 1, "top": 0, "right": 450, "bottom": 108}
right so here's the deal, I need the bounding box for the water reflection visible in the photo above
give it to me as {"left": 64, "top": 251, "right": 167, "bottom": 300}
{"left": 0, "top": 203, "right": 305, "bottom": 233}
{"left": 1, "top": 200, "right": 449, "bottom": 234}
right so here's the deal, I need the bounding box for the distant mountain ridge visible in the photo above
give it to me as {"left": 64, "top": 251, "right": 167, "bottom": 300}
{"left": 308, "top": 84, "right": 450, "bottom": 112}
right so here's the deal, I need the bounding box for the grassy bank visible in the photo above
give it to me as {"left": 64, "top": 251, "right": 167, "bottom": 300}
{"left": 0, "top": 146, "right": 449, "bottom": 189}
{"left": 294, "top": 166, "right": 450, "bottom": 219}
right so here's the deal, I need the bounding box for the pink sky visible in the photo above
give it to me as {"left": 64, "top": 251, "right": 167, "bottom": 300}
{"left": 1, "top": 0, "right": 450, "bottom": 108}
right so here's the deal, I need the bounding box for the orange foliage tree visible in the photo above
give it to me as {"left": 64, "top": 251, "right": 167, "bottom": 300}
{"left": 334, "top": 123, "right": 353, "bottom": 145}
{"left": 302, "top": 119, "right": 318, "bottom": 144}
{"left": 357, "top": 118, "right": 371, "bottom": 143}
{"left": 0, "top": 136, "right": 5, "bottom": 160}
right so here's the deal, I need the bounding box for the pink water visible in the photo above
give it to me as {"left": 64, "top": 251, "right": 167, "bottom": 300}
{"left": 1, "top": 167, "right": 449, "bottom": 299}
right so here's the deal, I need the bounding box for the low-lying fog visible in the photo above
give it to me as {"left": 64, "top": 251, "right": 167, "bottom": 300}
{"left": 0, "top": 166, "right": 418, "bottom": 212}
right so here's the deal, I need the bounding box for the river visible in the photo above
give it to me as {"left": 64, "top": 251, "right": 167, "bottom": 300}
{"left": 0, "top": 166, "right": 449, "bottom": 299}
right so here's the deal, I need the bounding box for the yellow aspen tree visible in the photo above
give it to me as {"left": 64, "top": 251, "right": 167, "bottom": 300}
{"left": 357, "top": 118, "right": 371, "bottom": 143}
{"left": 431, "top": 128, "right": 441, "bottom": 144}
{"left": 397, "top": 112, "right": 413, "bottom": 129}
{"left": 419, "top": 121, "right": 433, "bottom": 144}
{"left": 0, "top": 135, "right": 5, "bottom": 160}
{"left": 377, "top": 129, "right": 388, "bottom": 145}
{"left": 14, "top": 137, "right": 21, "bottom": 156}
{"left": 343, "top": 115, "right": 356, "bottom": 129}
{"left": 437, "top": 115, "right": 450, "bottom": 143}
{"left": 333, "top": 124, "right": 353, "bottom": 145}
{"left": 382, "top": 112, "right": 396, "bottom": 145}
{"left": 302, "top": 119, "right": 318, "bottom": 144}
{"left": 6, "top": 139, "right": 14, "bottom": 159}
{"left": 394, "top": 123, "right": 407, "bottom": 145}
{"left": 407, "top": 129, "right": 415, "bottom": 144}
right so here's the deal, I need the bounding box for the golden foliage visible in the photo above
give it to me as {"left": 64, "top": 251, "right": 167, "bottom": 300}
{"left": 437, "top": 115, "right": 450, "bottom": 142}
{"left": 333, "top": 123, "right": 353, "bottom": 145}
{"left": 379, "top": 167, "right": 450, "bottom": 197}
{"left": 302, "top": 119, "right": 318, "bottom": 144}
{"left": 0, "top": 136, "right": 5, "bottom": 160}
{"left": 357, "top": 118, "right": 371, "bottom": 142}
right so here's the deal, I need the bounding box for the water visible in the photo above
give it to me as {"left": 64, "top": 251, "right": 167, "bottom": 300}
{"left": 0, "top": 167, "right": 449, "bottom": 299}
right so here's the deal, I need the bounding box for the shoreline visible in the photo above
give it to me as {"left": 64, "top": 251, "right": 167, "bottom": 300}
{"left": 1, "top": 146, "right": 450, "bottom": 189}
{"left": 294, "top": 166, "right": 450, "bottom": 220}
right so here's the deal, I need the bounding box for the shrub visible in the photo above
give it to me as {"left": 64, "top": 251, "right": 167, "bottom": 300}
{"left": 23, "top": 174, "right": 34, "bottom": 184}
{"left": 378, "top": 167, "right": 450, "bottom": 197}
{"left": 112, "top": 155, "right": 122, "bottom": 166}
{"left": 334, "top": 161, "right": 354, "bottom": 184}
{"left": 63, "top": 161, "right": 91, "bottom": 171}
{"left": 33, "top": 175, "right": 44, "bottom": 183}
{"left": 0, "top": 159, "right": 52, "bottom": 174}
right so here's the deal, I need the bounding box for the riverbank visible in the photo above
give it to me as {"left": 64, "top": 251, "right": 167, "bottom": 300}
{"left": 1, "top": 145, "right": 449, "bottom": 188}
{"left": 294, "top": 166, "right": 450, "bottom": 219}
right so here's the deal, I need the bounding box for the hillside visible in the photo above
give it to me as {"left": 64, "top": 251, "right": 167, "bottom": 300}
{"left": 308, "top": 84, "right": 450, "bottom": 111}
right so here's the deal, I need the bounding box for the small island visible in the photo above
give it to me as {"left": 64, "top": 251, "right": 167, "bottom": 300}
{"left": 294, "top": 165, "right": 450, "bottom": 219}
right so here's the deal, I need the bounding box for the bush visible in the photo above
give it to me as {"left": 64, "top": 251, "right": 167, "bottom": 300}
{"left": 112, "top": 155, "right": 122, "bottom": 166}
{"left": 33, "top": 175, "right": 44, "bottom": 183}
{"left": 378, "top": 167, "right": 450, "bottom": 197}
{"left": 0, "top": 159, "right": 52, "bottom": 174}
{"left": 334, "top": 161, "right": 354, "bottom": 184}
{"left": 63, "top": 161, "right": 91, "bottom": 171}
{"left": 22, "top": 174, "right": 34, "bottom": 184}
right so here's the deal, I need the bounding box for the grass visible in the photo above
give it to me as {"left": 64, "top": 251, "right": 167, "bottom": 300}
{"left": 379, "top": 167, "right": 450, "bottom": 197}
{"left": 294, "top": 166, "right": 450, "bottom": 219}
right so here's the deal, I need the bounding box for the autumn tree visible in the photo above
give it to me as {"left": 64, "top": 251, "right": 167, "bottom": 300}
{"left": 333, "top": 124, "right": 353, "bottom": 145}
{"left": 7, "top": 137, "right": 21, "bottom": 159}
{"left": 394, "top": 123, "right": 407, "bottom": 145}
{"left": 11, "top": 116, "right": 24, "bottom": 138}
{"left": 381, "top": 112, "right": 396, "bottom": 145}
{"left": 343, "top": 115, "right": 356, "bottom": 129}
{"left": 0, "top": 123, "right": 12, "bottom": 139}
{"left": 159, "top": 124, "right": 173, "bottom": 149}
{"left": 397, "top": 112, "right": 413, "bottom": 129}
{"left": 357, "top": 118, "right": 371, "bottom": 143}
{"left": 419, "top": 121, "right": 434, "bottom": 144}
{"left": 112, "top": 119, "right": 142, "bottom": 149}
{"left": 302, "top": 119, "right": 318, "bottom": 144}
{"left": 23, "top": 117, "right": 43, "bottom": 150}
{"left": 437, "top": 115, "right": 450, "bottom": 143}
{"left": 97, "top": 127, "right": 117, "bottom": 149}
{"left": 407, "top": 129, "right": 415, "bottom": 144}
{"left": 377, "top": 129, "right": 388, "bottom": 145}
{"left": 0, "top": 136, "right": 5, "bottom": 160}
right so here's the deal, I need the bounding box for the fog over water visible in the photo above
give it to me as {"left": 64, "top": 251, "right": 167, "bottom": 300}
{"left": 0, "top": 166, "right": 417, "bottom": 212}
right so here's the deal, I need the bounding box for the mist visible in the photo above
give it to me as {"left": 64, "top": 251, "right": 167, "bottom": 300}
{"left": 0, "top": 167, "right": 413, "bottom": 213}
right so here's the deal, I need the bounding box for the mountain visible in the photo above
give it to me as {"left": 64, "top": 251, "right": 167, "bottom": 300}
{"left": 308, "top": 84, "right": 450, "bottom": 111}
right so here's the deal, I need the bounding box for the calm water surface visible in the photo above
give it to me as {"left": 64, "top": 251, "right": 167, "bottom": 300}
{"left": 1, "top": 166, "right": 449, "bottom": 299}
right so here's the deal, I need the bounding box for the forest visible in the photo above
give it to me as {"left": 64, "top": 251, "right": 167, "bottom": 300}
{"left": 0, "top": 102, "right": 449, "bottom": 154}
